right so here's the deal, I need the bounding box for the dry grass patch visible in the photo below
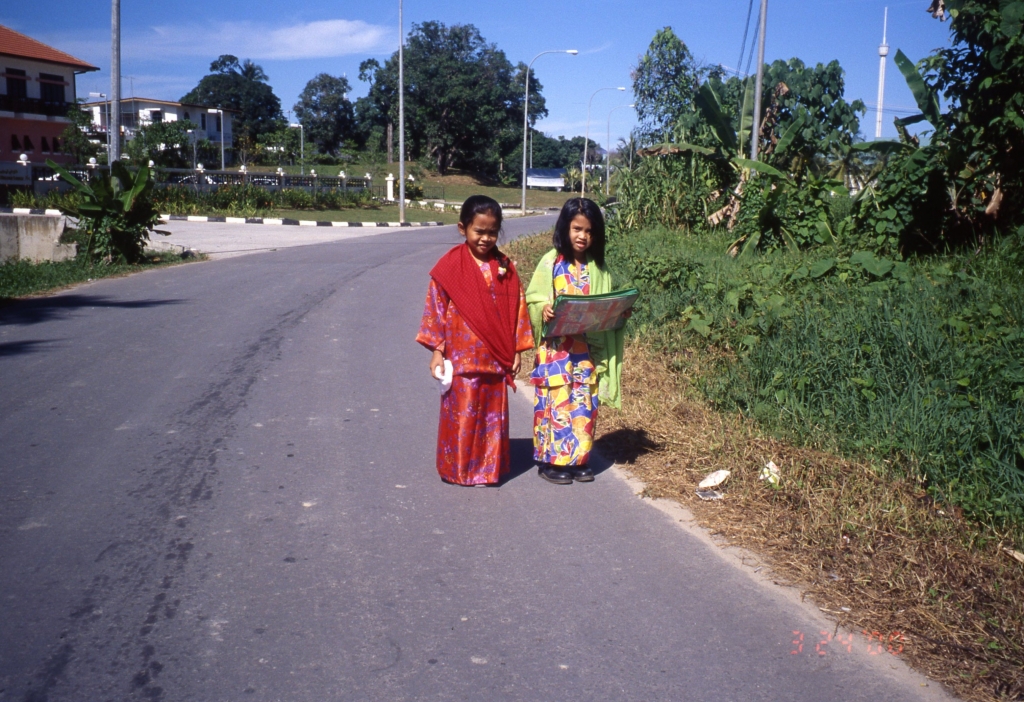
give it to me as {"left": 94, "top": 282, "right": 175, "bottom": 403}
{"left": 597, "top": 341, "right": 1023, "bottom": 702}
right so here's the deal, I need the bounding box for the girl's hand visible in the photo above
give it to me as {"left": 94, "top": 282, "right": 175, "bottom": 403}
{"left": 512, "top": 352, "right": 522, "bottom": 375}
{"left": 542, "top": 304, "right": 555, "bottom": 322}
{"left": 430, "top": 349, "right": 445, "bottom": 378}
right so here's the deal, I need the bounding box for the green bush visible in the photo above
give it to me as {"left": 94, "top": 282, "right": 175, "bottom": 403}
{"left": 147, "top": 185, "right": 374, "bottom": 217}
{"left": 609, "top": 226, "right": 1024, "bottom": 534}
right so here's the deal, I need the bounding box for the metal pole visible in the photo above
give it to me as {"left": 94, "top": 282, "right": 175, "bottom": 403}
{"left": 750, "top": 0, "right": 768, "bottom": 161}
{"left": 398, "top": 0, "right": 405, "bottom": 223}
{"left": 876, "top": 7, "right": 889, "bottom": 139}
{"left": 583, "top": 86, "right": 625, "bottom": 196}
{"left": 606, "top": 104, "right": 635, "bottom": 197}
{"left": 220, "top": 110, "right": 225, "bottom": 170}
{"left": 300, "top": 124, "right": 303, "bottom": 174}
{"left": 110, "top": 0, "right": 121, "bottom": 163}
{"left": 521, "top": 50, "right": 577, "bottom": 215}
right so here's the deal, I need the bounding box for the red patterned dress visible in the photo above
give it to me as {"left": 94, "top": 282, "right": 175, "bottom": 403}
{"left": 416, "top": 258, "right": 533, "bottom": 485}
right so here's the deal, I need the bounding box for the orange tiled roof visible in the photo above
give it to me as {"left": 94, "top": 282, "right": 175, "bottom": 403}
{"left": 0, "top": 24, "right": 99, "bottom": 71}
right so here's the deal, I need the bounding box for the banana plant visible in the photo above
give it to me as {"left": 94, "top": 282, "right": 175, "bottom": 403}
{"left": 46, "top": 159, "right": 167, "bottom": 263}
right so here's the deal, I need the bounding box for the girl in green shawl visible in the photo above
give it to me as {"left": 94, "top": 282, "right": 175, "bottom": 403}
{"left": 525, "top": 198, "right": 626, "bottom": 485}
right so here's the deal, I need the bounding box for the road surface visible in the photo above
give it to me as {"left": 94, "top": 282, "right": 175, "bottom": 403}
{"left": 0, "top": 216, "right": 949, "bottom": 701}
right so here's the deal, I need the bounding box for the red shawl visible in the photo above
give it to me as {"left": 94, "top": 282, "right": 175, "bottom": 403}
{"left": 430, "top": 244, "right": 521, "bottom": 386}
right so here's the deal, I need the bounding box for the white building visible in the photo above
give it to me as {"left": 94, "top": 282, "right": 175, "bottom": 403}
{"left": 526, "top": 167, "right": 567, "bottom": 190}
{"left": 84, "top": 97, "right": 236, "bottom": 154}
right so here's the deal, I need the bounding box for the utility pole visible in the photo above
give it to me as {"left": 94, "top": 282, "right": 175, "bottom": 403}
{"left": 876, "top": 8, "right": 889, "bottom": 139}
{"left": 110, "top": 0, "right": 121, "bottom": 163}
{"left": 398, "top": 0, "right": 406, "bottom": 223}
{"left": 750, "top": 0, "right": 768, "bottom": 160}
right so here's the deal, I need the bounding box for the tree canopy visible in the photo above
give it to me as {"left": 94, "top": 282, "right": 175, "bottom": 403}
{"left": 293, "top": 74, "right": 355, "bottom": 156}
{"left": 180, "top": 55, "right": 284, "bottom": 140}
{"left": 632, "top": 27, "right": 724, "bottom": 144}
{"left": 356, "top": 21, "right": 546, "bottom": 175}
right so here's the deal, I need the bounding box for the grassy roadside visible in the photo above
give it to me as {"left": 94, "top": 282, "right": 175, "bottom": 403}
{"left": 505, "top": 231, "right": 1024, "bottom": 702}
{"left": 0, "top": 251, "right": 200, "bottom": 302}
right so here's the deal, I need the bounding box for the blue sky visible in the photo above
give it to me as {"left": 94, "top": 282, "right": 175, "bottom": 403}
{"left": 3, "top": 0, "right": 952, "bottom": 147}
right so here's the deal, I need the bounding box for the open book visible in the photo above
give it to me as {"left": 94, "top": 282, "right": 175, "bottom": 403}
{"left": 542, "top": 288, "right": 639, "bottom": 339}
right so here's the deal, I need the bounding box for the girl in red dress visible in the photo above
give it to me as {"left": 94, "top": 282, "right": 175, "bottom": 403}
{"left": 416, "top": 196, "right": 534, "bottom": 486}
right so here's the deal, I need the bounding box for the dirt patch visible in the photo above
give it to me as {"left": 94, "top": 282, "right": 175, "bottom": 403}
{"left": 428, "top": 172, "right": 496, "bottom": 186}
{"left": 596, "top": 342, "right": 1023, "bottom": 702}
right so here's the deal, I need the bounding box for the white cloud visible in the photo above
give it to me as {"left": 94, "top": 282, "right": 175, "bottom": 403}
{"left": 36, "top": 18, "right": 392, "bottom": 66}
{"left": 139, "top": 19, "right": 391, "bottom": 60}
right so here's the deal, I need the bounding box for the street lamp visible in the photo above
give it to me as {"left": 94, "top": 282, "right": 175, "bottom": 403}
{"left": 398, "top": 0, "right": 405, "bottom": 222}
{"left": 208, "top": 108, "right": 225, "bottom": 170}
{"left": 606, "top": 104, "right": 635, "bottom": 196}
{"left": 521, "top": 49, "right": 578, "bottom": 215}
{"left": 186, "top": 129, "right": 198, "bottom": 171}
{"left": 289, "top": 122, "right": 304, "bottom": 174}
{"left": 582, "top": 86, "right": 625, "bottom": 195}
{"left": 88, "top": 92, "right": 109, "bottom": 163}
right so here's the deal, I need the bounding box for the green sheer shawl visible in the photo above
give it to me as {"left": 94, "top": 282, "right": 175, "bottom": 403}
{"left": 524, "top": 248, "right": 625, "bottom": 409}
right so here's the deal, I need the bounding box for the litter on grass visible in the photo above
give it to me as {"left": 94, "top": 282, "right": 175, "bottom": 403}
{"left": 759, "top": 461, "right": 781, "bottom": 485}
{"left": 698, "top": 470, "right": 731, "bottom": 489}
{"left": 696, "top": 489, "right": 724, "bottom": 501}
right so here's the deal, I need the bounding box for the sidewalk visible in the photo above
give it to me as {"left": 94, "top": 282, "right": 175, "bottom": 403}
{"left": 154, "top": 217, "right": 451, "bottom": 259}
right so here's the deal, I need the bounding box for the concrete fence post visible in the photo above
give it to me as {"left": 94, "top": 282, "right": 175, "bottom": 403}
{"left": 386, "top": 173, "right": 395, "bottom": 202}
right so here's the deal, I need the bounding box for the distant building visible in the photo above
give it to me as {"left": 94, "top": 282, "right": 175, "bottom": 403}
{"left": 83, "top": 97, "right": 236, "bottom": 155}
{"left": 526, "top": 167, "right": 567, "bottom": 191}
{"left": 0, "top": 24, "right": 98, "bottom": 174}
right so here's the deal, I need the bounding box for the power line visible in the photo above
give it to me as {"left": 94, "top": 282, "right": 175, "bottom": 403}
{"left": 744, "top": 14, "right": 760, "bottom": 77}
{"left": 736, "top": 0, "right": 756, "bottom": 81}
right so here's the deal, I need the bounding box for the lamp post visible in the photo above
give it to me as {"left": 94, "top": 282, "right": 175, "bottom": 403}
{"left": 88, "top": 92, "right": 109, "bottom": 163}
{"left": 208, "top": 108, "right": 225, "bottom": 170}
{"left": 606, "top": 103, "right": 635, "bottom": 197}
{"left": 398, "top": 0, "right": 405, "bottom": 222}
{"left": 186, "top": 129, "right": 197, "bottom": 170}
{"left": 110, "top": 0, "right": 121, "bottom": 162}
{"left": 521, "top": 49, "right": 578, "bottom": 215}
{"left": 289, "top": 122, "right": 304, "bottom": 174}
{"left": 583, "top": 86, "right": 625, "bottom": 195}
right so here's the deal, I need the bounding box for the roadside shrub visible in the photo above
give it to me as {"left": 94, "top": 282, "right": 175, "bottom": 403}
{"left": 608, "top": 226, "right": 1024, "bottom": 535}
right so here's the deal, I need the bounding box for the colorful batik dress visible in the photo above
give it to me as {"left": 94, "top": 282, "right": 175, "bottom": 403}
{"left": 416, "top": 258, "right": 533, "bottom": 485}
{"left": 530, "top": 255, "right": 598, "bottom": 466}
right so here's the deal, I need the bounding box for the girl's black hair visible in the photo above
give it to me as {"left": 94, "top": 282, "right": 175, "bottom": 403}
{"left": 553, "top": 197, "right": 605, "bottom": 266}
{"left": 459, "top": 195, "right": 503, "bottom": 230}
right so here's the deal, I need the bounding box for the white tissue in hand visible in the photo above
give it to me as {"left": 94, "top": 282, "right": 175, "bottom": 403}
{"left": 434, "top": 359, "right": 453, "bottom": 394}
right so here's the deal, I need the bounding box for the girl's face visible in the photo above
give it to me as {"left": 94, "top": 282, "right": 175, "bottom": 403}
{"left": 568, "top": 214, "right": 593, "bottom": 260}
{"left": 459, "top": 212, "right": 500, "bottom": 261}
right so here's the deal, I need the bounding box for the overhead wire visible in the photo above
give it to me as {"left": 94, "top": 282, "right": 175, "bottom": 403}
{"left": 736, "top": 0, "right": 756, "bottom": 78}
{"left": 744, "top": 7, "right": 761, "bottom": 77}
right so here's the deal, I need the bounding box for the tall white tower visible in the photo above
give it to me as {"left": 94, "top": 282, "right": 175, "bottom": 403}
{"left": 876, "top": 8, "right": 889, "bottom": 139}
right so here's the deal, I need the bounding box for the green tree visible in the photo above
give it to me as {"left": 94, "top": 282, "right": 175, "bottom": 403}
{"left": 181, "top": 55, "right": 284, "bottom": 140}
{"left": 125, "top": 120, "right": 195, "bottom": 168}
{"left": 59, "top": 101, "right": 99, "bottom": 164}
{"left": 921, "top": 0, "right": 1024, "bottom": 226}
{"left": 294, "top": 74, "right": 355, "bottom": 156}
{"left": 355, "top": 22, "right": 544, "bottom": 175}
{"left": 632, "top": 27, "right": 724, "bottom": 145}
{"left": 716, "top": 59, "right": 865, "bottom": 176}
{"left": 256, "top": 127, "right": 301, "bottom": 167}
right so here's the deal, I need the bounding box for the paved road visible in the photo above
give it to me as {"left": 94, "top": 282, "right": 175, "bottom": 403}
{"left": 0, "top": 218, "right": 950, "bottom": 701}
{"left": 152, "top": 218, "right": 446, "bottom": 259}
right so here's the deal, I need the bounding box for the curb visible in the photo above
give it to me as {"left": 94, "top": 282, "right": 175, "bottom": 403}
{"left": 0, "top": 207, "right": 63, "bottom": 216}
{"left": 158, "top": 214, "right": 445, "bottom": 228}
{"left": 0, "top": 209, "right": 445, "bottom": 228}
